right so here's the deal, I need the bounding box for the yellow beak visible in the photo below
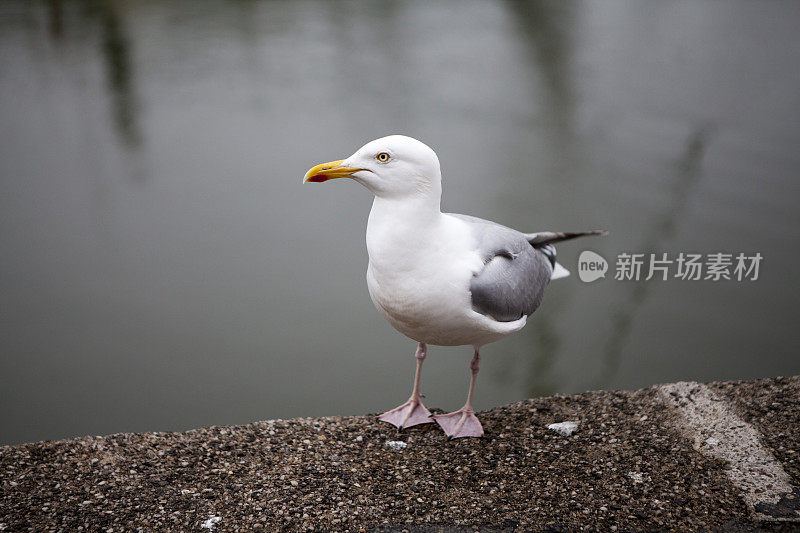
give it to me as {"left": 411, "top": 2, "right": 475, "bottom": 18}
{"left": 303, "top": 159, "right": 362, "bottom": 183}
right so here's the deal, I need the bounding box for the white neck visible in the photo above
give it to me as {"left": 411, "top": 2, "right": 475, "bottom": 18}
{"left": 372, "top": 191, "right": 441, "bottom": 219}
{"left": 366, "top": 190, "right": 443, "bottom": 266}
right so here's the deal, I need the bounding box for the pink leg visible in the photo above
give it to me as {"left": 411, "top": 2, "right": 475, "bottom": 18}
{"left": 432, "top": 348, "right": 484, "bottom": 439}
{"left": 378, "top": 343, "right": 432, "bottom": 430}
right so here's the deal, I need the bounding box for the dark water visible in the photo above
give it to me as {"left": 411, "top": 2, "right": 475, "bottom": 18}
{"left": 1, "top": 0, "right": 799, "bottom": 445}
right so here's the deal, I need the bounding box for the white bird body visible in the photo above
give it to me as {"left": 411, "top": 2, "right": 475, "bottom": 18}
{"left": 365, "top": 197, "right": 526, "bottom": 347}
{"left": 304, "top": 135, "right": 604, "bottom": 438}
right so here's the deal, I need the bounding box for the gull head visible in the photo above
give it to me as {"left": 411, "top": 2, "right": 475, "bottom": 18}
{"left": 303, "top": 135, "right": 441, "bottom": 199}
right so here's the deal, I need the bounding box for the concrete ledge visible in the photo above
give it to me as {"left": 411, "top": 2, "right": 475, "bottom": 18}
{"left": 1, "top": 377, "right": 798, "bottom": 531}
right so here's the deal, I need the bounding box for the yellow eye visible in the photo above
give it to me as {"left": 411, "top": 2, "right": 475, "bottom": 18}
{"left": 376, "top": 152, "right": 391, "bottom": 163}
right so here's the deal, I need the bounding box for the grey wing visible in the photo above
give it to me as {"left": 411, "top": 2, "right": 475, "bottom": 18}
{"left": 449, "top": 214, "right": 553, "bottom": 322}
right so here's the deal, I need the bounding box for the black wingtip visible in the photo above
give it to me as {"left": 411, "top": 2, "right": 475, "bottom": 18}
{"left": 529, "top": 230, "right": 608, "bottom": 247}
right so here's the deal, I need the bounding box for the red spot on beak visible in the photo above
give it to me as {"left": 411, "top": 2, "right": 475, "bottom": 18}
{"left": 306, "top": 174, "right": 329, "bottom": 183}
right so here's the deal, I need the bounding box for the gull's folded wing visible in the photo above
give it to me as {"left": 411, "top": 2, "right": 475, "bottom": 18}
{"left": 448, "top": 214, "right": 552, "bottom": 322}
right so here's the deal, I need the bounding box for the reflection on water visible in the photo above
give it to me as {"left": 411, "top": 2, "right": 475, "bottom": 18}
{"left": 95, "top": 1, "right": 140, "bottom": 148}
{"left": 46, "top": 0, "right": 64, "bottom": 38}
{"left": 496, "top": 0, "right": 577, "bottom": 398}
{"left": 596, "top": 126, "right": 711, "bottom": 388}
{"left": 508, "top": 0, "right": 575, "bottom": 142}
{"left": 46, "top": 0, "right": 141, "bottom": 148}
{"left": 1, "top": 0, "right": 799, "bottom": 445}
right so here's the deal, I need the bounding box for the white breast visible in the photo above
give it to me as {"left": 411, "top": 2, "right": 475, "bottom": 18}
{"left": 365, "top": 202, "right": 525, "bottom": 346}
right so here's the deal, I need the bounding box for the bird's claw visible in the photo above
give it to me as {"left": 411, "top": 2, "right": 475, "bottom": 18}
{"left": 432, "top": 408, "right": 484, "bottom": 439}
{"left": 378, "top": 395, "right": 432, "bottom": 429}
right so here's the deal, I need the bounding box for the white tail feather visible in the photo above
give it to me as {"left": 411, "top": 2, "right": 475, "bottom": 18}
{"left": 551, "top": 261, "right": 570, "bottom": 280}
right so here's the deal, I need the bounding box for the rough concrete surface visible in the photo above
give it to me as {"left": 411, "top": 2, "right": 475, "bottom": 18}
{"left": 0, "top": 377, "right": 798, "bottom": 532}
{"left": 659, "top": 381, "right": 797, "bottom": 522}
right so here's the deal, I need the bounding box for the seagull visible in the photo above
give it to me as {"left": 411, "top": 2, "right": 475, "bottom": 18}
{"left": 303, "top": 135, "right": 605, "bottom": 439}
